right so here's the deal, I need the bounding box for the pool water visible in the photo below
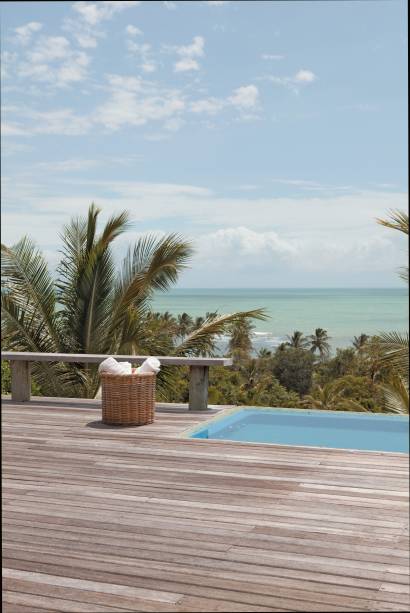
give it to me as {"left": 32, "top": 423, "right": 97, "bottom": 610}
{"left": 189, "top": 408, "right": 409, "bottom": 453}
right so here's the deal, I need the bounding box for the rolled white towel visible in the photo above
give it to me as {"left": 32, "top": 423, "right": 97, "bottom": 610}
{"left": 119, "top": 361, "right": 132, "bottom": 374}
{"left": 98, "top": 357, "right": 119, "bottom": 374}
{"left": 98, "top": 357, "right": 132, "bottom": 375}
{"left": 136, "top": 357, "right": 161, "bottom": 375}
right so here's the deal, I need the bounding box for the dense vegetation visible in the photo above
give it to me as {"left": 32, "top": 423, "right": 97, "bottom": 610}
{"left": 1, "top": 204, "right": 265, "bottom": 399}
{"left": 141, "top": 318, "right": 399, "bottom": 413}
{"left": 2, "top": 207, "right": 408, "bottom": 414}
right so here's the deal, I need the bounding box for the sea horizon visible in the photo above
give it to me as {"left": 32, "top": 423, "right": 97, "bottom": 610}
{"left": 152, "top": 287, "right": 408, "bottom": 354}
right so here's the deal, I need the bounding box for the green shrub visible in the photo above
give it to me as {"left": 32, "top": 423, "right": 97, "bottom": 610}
{"left": 272, "top": 348, "right": 315, "bottom": 396}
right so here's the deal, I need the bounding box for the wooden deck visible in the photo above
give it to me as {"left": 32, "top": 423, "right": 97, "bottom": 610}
{"left": 2, "top": 398, "right": 409, "bottom": 612}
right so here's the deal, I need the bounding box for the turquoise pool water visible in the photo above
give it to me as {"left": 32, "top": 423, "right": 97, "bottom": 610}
{"left": 189, "top": 408, "right": 409, "bottom": 453}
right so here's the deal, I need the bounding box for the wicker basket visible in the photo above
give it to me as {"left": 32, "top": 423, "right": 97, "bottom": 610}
{"left": 101, "top": 372, "right": 156, "bottom": 426}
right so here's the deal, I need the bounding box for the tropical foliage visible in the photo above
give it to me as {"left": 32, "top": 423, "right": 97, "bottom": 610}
{"left": 309, "top": 328, "right": 331, "bottom": 358}
{"left": 158, "top": 335, "right": 391, "bottom": 412}
{"left": 1, "top": 204, "right": 266, "bottom": 399}
{"left": 302, "top": 380, "right": 368, "bottom": 412}
{"left": 352, "top": 333, "right": 369, "bottom": 352}
{"left": 285, "top": 330, "right": 309, "bottom": 349}
{"left": 376, "top": 209, "right": 409, "bottom": 413}
{"left": 2, "top": 206, "right": 407, "bottom": 416}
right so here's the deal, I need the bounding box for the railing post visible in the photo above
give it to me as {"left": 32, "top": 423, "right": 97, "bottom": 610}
{"left": 11, "top": 360, "right": 31, "bottom": 402}
{"left": 189, "top": 365, "right": 209, "bottom": 411}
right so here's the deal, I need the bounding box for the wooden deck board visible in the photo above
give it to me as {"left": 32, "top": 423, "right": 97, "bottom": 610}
{"left": 2, "top": 398, "right": 409, "bottom": 612}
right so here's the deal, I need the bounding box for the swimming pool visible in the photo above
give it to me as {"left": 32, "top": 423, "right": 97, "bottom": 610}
{"left": 188, "top": 408, "right": 409, "bottom": 453}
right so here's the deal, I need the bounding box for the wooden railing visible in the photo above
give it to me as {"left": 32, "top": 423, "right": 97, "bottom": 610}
{"left": 1, "top": 352, "right": 233, "bottom": 411}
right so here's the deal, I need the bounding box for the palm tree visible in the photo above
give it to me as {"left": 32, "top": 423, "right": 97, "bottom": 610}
{"left": 302, "top": 380, "right": 368, "bottom": 412}
{"left": 193, "top": 315, "right": 205, "bottom": 329}
{"left": 258, "top": 348, "right": 273, "bottom": 358}
{"left": 309, "top": 328, "right": 331, "bottom": 358}
{"left": 285, "top": 330, "right": 309, "bottom": 349}
{"left": 227, "top": 318, "right": 255, "bottom": 363}
{"left": 176, "top": 312, "right": 194, "bottom": 338}
{"left": 376, "top": 209, "right": 409, "bottom": 413}
{"left": 352, "top": 333, "right": 369, "bottom": 353}
{"left": 1, "top": 204, "right": 267, "bottom": 398}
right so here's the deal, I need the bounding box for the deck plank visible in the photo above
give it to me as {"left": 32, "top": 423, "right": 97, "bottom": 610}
{"left": 2, "top": 398, "right": 409, "bottom": 612}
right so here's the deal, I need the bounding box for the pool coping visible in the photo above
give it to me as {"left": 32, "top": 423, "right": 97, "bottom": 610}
{"left": 181, "top": 406, "right": 409, "bottom": 455}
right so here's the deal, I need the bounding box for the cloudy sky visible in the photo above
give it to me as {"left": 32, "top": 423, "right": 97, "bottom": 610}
{"left": 1, "top": 0, "right": 408, "bottom": 287}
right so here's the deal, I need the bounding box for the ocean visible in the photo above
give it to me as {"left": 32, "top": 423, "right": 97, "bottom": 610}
{"left": 151, "top": 288, "right": 409, "bottom": 354}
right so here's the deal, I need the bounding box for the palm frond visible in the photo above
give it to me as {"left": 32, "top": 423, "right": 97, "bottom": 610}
{"left": 382, "top": 375, "right": 409, "bottom": 414}
{"left": 377, "top": 331, "right": 409, "bottom": 381}
{"left": 376, "top": 209, "right": 409, "bottom": 235}
{"left": 1, "top": 294, "right": 74, "bottom": 396}
{"left": 1, "top": 237, "right": 60, "bottom": 350}
{"left": 399, "top": 266, "right": 409, "bottom": 284}
{"left": 57, "top": 206, "right": 130, "bottom": 354}
{"left": 173, "top": 309, "right": 268, "bottom": 357}
{"left": 109, "top": 234, "right": 193, "bottom": 338}
{"left": 86, "top": 203, "right": 100, "bottom": 253}
{"left": 97, "top": 210, "right": 132, "bottom": 248}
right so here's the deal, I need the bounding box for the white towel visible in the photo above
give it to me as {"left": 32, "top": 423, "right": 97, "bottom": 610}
{"left": 136, "top": 357, "right": 161, "bottom": 374}
{"left": 98, "top": 357, "right": 132, "bottom": 375}
{"left": 119, "top": 361, "right": 132, "bottom": 374}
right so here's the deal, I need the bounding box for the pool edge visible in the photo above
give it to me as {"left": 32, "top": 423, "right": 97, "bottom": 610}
{"left": 180, "top": 406, "right": 409, "bottom": 455}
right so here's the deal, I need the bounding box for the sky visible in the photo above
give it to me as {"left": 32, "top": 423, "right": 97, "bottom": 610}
{"left": 1, "top": 0, "right": 408, "bottom": 288}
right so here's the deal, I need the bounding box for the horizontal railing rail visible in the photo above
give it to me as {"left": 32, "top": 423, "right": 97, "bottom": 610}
{"left": 1, "top": 352, "right": 233, "bottom": 410}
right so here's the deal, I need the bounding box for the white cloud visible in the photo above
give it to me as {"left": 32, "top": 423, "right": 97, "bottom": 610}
{"left": 190, "top": 97, "right": 225, "bottom": 114}
{"left": 189, "top": 84, "right": 259, "bottom": 119}
{"left": 126, "top": 24, "right": 142, "bottom": 36}
{"left": 2, "top": 179, "right": 406, "bottom": 287}
{"left": 72, "top": 1, "right": 140, "bottom": 26}
{"left": 175, "top": 57, "right": 200, "bottom": 73}
{"left": 176, "top": 36, "right": 205, "bottom": 58}
{"left": 27, "top": 36, "right": 70, "bottom": 63}
{"left": 199, "top": 227, "right": 297, "bottom": 259}
{"left": 16, "top": 36, "right": 90, "bottom": 87}
{"left": 63, "top": 17, "right": 100, "bottom": 49}
{"left": 191, "top": 225, "right": 404, "bottom": 287}
{"left": 5, "top": 70, "right": 261, "bottom": 137}
{"left": 34, "top": 109, "right": 91, "bottom": 135}
{"left": 105, "top": 74, "right": 143, "bottom": 91}
{"left": 263, "top": 69, "right": 317, "bottom": 93}
{"left": 294, "top": 69, "right": 316, "bottom": 83}
{"left": 126, "top": 40, "right": 157, "bottom": 73}
{"left": 93, "top": 74, "right": 185, "bottom": 130}
{"left": 174, "top": 36, "right": 205, "bottom": 72}
{"left": 14, "top": 22, "right": 43, "bottom": 45}
{"left": 270, "top": 179, "right": 355, "bottom": 193}
{"left": 205, "top": 1, "right": 230, "bottom": 5}
{"left": 94, "top": 91, "right": 185, "bottom": 130}
{"left": 141, "top": 62, "right": 157, "bottom": 74}
{"left": 229, "top": 84, "right": 259, "bottom": 109}
{"left": 163, "top": 1, "right": 177, "bottom": 9}
{"left": 64, "top": 1, "right": 140, "bottom": 48}
{"left": 3, "top": 108, "right": 92, "bottom": 137}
